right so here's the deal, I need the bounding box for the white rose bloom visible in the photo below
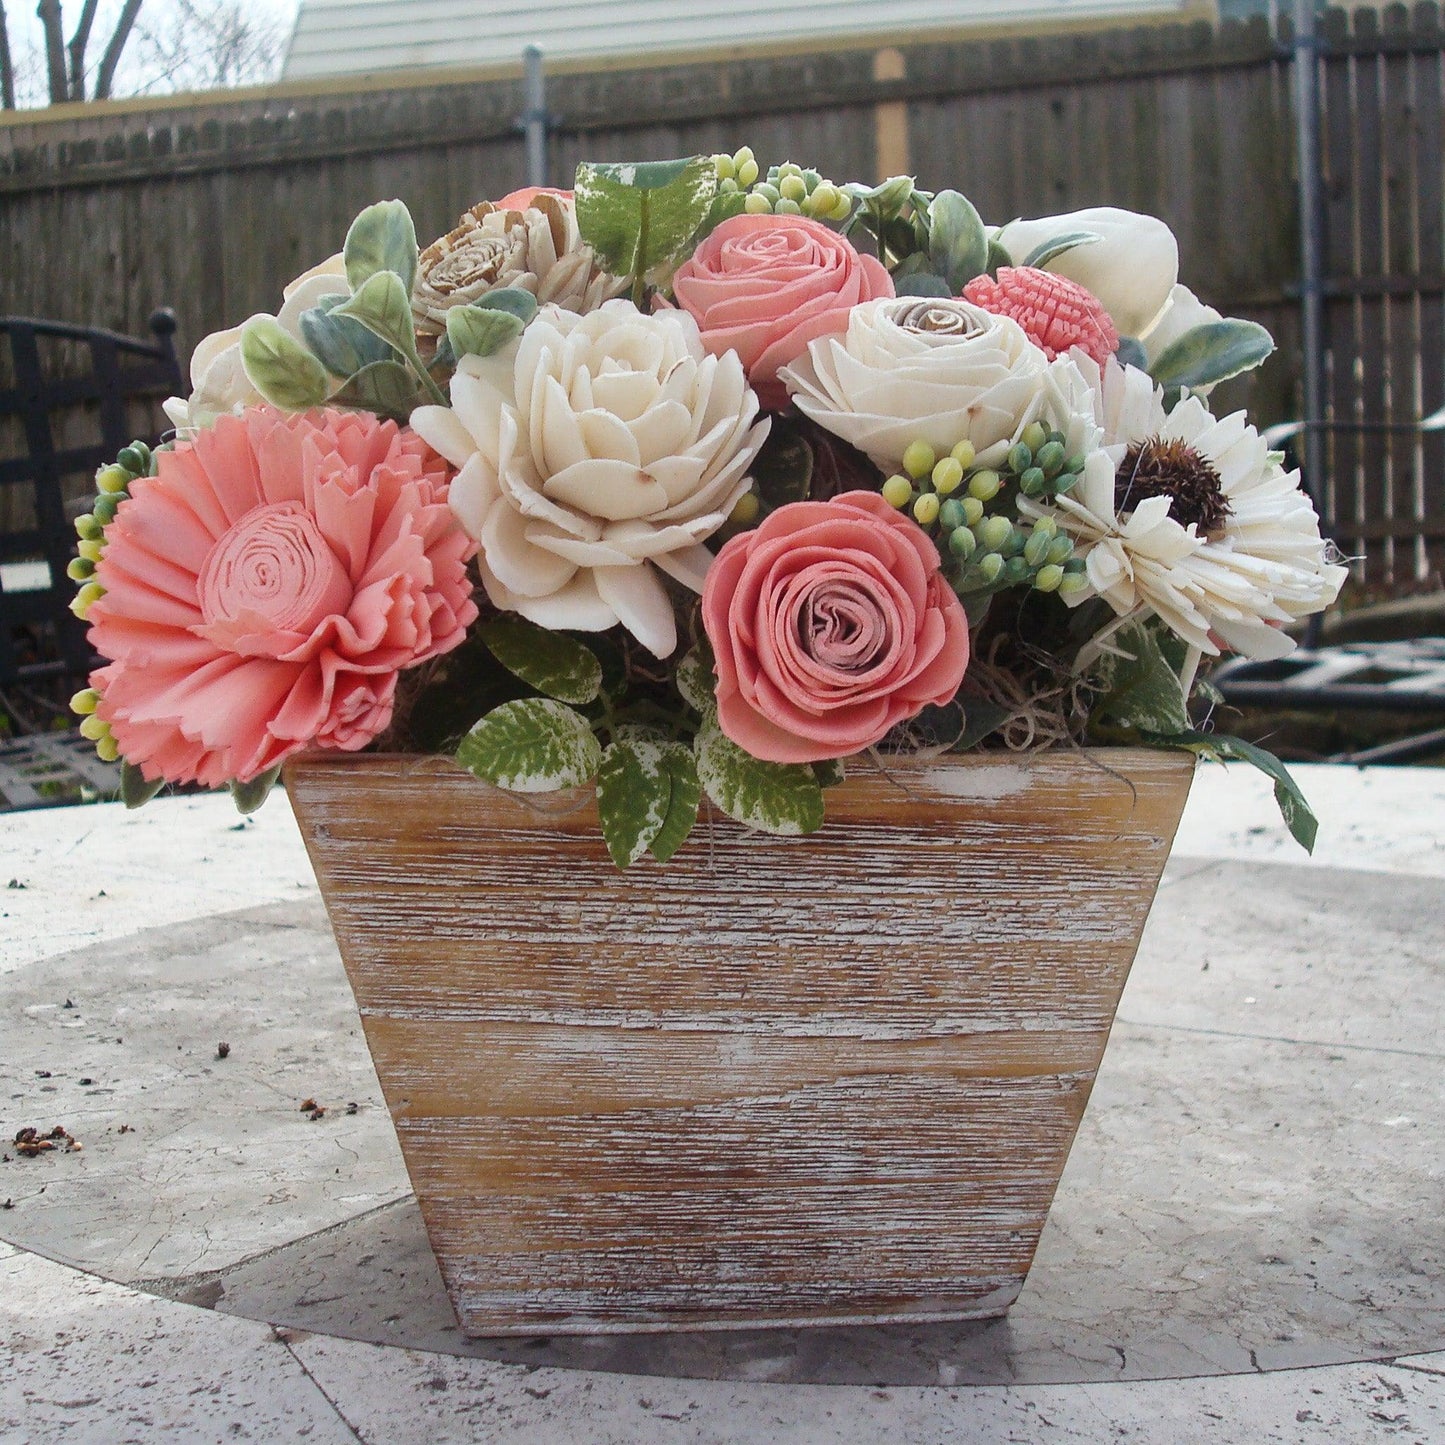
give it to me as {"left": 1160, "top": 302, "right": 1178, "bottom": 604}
{"left": 411, "top": 300, "right": 768, "bottom": 659}
{"left": 779, "top": 296, "right": 1091, "bottom": 472}
{"left": 162, "top": 255, "right": 348, "bottom": 433}
{"left": 995, "top": 207, "right": 1179, "bottom": 341}
{"left": 1022, "top": 355, "right": 1346, "bottom": 665}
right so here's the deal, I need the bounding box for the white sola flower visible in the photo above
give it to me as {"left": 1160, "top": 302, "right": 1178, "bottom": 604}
{"left": 411, "top": 300, "right": 768, "bottom": 659}
{"left": 1022, "top": 356, "right": 1347, "bottom": 664}
{"left": 780, "top": 296, "right": 1090, "bottom": 472}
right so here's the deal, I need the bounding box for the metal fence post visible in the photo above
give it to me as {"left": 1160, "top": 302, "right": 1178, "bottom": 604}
{"left": 522, "top": 45, "right": 548, "bottom": 189}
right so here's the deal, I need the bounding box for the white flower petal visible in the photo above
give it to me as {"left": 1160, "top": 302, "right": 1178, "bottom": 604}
{"left": 481, "top": 496, "right": 578, "bottom": 598}
{"left": 593, "top": 564, "right": 678, "bottom": 658}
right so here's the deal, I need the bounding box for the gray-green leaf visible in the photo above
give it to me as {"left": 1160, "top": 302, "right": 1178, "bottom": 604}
{"left": 456, "top": 698, "right": 601, "bottom": 793}
{"left": 928, "top": 189, "right": 989, "bottom": 291}
{"left": 575, "top": 156, "right": 718, "bottom": 279}
{"left": 596, "top": 738, "right": 673, "bottom": 867}
{"left": 333, "top": 270, "right": 419, "bottom": 357}
{"left": 650, "top": 743, "right": 702, "bottom": 861}
{"left": 1148, "top": 319, "right": 1276, "bottom": 393}
{"left": 229, "top": 765, "right": 280, "bottom": 815}
{"left": 239, "top": 318, "right": 330, "bottom": 411}
{"left": 480, "top": 617, "right": 603, "bottom": 704}
{"left": 446, "top": 304, "right": 525, "bottom": 360}
{"left": 120, "top": 761, "right": 163, "bottom": 810}
{"left": 344, "top": 199, "right": 419, "bottom": 296}
{"left": 694, "top": 724, "right": 825, "bottom": 836}
{"left": 893, "top": 272, "right": 953, "bottom": 298}
{"left": 300, "top": 304, "right": 395, "bottom": 378}
{"left": 327, "top": 359, "right": 423, "bottom": 420}
{"left": 1021, "top": 231, "right": 1103, "bottom": 269}
{"left": 473, "top": 287, "right": 539, "bottom": 324}
{"left": 675, "top": 647, "right": 716, "bottom": 713}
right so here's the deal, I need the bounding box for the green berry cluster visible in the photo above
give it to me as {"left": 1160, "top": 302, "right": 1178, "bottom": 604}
{"left": 880, "top": 426, "right": 1089, "bottom": 600}
{"left": 67, "top": 441, "right": 154, "bottom": 617}
{"left": 713, "top": 150, "right": 852, "bottom": 223}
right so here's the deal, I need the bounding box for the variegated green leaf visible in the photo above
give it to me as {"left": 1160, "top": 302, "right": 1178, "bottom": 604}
{"left": 456, "top": 698, "right": 601, "bottom": 793}
{"left": 480, "top": 617, "right": 603, "bottom": 704}
{"left": 675, "top": 647, "right": 716, "bottom": 713}
{"left": 694, "top": 723, "right": 825, "bottom": 836}
{"left": 650, "top": 743, "right": 702, "bottom": 861}
{"left": 596, "top": 738, "right": 673, "bottom": 867}
{"left": 1148, "top": 319, "right": 1275, "bottom": 393}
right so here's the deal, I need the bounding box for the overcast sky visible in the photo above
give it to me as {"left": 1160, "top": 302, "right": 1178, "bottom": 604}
{"left": 4, "top": 0, "right": 300, "bottom": 107}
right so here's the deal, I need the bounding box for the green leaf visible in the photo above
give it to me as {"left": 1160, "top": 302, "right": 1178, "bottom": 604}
{"left": 693, "top": 723, "right": 825, "bottom": 836}
{"left": 675, "top": 646, "right": 716, "bottom": 713}
{"left": 333, "top": 270, "right": 420, "bottom": 357}
{"left": 327, "top": 359, "right": 423, "bottom": 420}
{"left": 456, "top": 698, "right": 601, "bottom": 793}
{"left": 953, "top": 697, "right": 1014, "bottom": 751}
{"left": 480, "top": 617, "right": 603, "bottom": 705}
{"left": 1148, "top": 319, "right": 1276, "bottom": 393}
{"left": 120, "top": 761, "right": 163, "bottom": 810}
{"left": 812, "top": 757, "right": 846, "bottom": 789}
{"left": 1021, "top": 231, "right": 1103, "bottom": 269}
{"left": 344, "top": 199, "right": 419, "bottom": 296}
{"left": 695, "top": 187, "right": 748, "bottom": 242}
{"left": 928, "top": 189, "right": 989, "bottom": 291}
{"left": 984, "top": 236, "right": 1012, "bottom": 276}
{"left": 1152, "top": 729, "right": 1318, "bottom": 855}
{"left": 300, "top": 304, "right": 395, "bottom": 378}
{"left": 596, "top": 738, "right": 673, "bottom": 867}
{"left": 474, "top": 287, "right": 539, "bottom": 324}
{"left": 1115, "top": 336, "right": 1148, "bottom": 370}
{"left": 230, "top": 765, "right": 280, "bottom": 815}
{"left": 893, "top": 272, "right": 953, "bottom": 298}
{"left": 1089, "top": 619, "right": 1191, "bottom": 736}
{"left": 446, "top": 305, "right": 525, "bottom": 360}
{"left": 650, "top": 743, "right": 702, "bottom": 861}
{"left": 239, "top": 318, "right": 330, "bottom": 410}
{"left": 750, "top": 419, "right": 813, "bottom": 513}
{"left": 574, "top": 156, "right": 717, "bottom": 280}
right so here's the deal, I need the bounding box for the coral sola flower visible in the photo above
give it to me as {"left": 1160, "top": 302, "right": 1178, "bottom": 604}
{"left": 1021, "top": 357, "right": 1346, "bottom": 665}
{"left": 86, "top": 408, "right": 478, "bottom": 786}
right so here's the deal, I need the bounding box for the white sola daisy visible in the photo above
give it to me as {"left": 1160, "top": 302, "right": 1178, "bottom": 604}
{"left": 1022, "top": 356, "right": 1347, "bottom": 665}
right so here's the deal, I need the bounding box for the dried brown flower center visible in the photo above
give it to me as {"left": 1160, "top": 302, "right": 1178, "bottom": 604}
{"left": 1115, "top": 436, "right": 1231, "bottom": 536}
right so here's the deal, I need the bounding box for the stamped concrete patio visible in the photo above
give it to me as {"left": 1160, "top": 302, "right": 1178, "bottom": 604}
{"left": 2, "top": 762, "right": 1442, "bottom": 1443}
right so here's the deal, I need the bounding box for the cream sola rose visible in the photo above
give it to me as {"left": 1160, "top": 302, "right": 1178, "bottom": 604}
{"left": 412, "top": 193, "right": 624, "bottom": 336}
{"left": 163, "top": 255, "right": 349, "bottom": 433}
{"left": 780, "top": 296, "right": 1094, "bottom": 472}
{"left": 1020, "top": 356, "right": 1346, "bottom": 666}
{"left": 411, "top": 300, "right": 769, "bottom": 658}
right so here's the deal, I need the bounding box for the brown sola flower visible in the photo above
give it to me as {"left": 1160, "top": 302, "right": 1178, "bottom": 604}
{"left": 411, "top": 194, "right": 625, "bottom": 336}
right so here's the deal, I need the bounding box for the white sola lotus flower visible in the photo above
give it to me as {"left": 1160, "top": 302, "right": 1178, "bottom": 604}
{"left": 780, "top": 296, "right": 1091, "bottom": 472}
{"left": 411, "top": 300, "right": 769, "bottom": 658}
{"left": 1022, "top": 357, "right": 1347, "bottom": 664}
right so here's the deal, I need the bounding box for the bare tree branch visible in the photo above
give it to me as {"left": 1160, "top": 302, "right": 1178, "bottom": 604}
{"left": 36, "top": 0, "right": 69, "bottom": 104}
{"left": 66, "top": 0, "right": 99, "bottom": 100}
{"left": 0, "top": 2, "right": 17, "bottom": 110}
{"left": 93, "top": 0, "right": 143, "bottom": 101}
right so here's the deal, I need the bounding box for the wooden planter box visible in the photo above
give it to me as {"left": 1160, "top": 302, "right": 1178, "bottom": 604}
{"left": 286, "top": 748, "right": 1193, "bottom": 1336}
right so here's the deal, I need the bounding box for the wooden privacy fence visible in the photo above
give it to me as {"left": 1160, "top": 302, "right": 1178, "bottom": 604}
{"left": 0, "top": 5, "right": 1442, "bottom": 588}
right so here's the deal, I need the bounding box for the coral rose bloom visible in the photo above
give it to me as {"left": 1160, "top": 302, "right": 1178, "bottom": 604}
{"left": 670, "top": 213, "right": 893, "bottom": 409}
{"left": 87, "top": 408, "right": 477, "bottom": 787}
{"left": 702, "top": 491, "right": 970, "bottom": 763}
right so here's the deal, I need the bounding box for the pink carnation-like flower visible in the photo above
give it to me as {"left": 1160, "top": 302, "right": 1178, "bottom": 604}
{"left": 87, "top": 408, "right": 477, "bottom": 787}
{"left": 670, "top": 213, "right": 894, "bottom": 409}
{"left": 701, "top": 491, "right": 970, "bottom": 763}
{"left": 962, "top": 265, "right": 1119, "bottom": 365}
{"left": 493, "top": 185, "right": 574, "bottom": 210}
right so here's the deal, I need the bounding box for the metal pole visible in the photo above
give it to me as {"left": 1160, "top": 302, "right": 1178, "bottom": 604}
{"left": 523, "top": 46, "right": 548, "bottom": 189}
{"left": 1293, "top": 0, "right": 1326, "bottom": 507}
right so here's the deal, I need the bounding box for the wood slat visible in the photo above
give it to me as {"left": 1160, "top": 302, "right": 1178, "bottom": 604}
{"left": 286, "top": 748, "right": 1193, "bottom": 1334}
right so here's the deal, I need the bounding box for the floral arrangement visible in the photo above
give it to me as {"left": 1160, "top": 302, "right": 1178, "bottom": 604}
{"left": 67, "top": 151, "right": 1344, "bottom": 859}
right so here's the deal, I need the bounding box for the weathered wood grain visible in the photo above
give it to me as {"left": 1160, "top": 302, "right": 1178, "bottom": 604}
{"left": 286, "top": 748, "right": 1193, "bottom": 1334}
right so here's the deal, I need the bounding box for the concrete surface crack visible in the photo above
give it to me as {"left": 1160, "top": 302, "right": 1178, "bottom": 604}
{"left": 273, "top": 1328, "right": 370, "bottom": 1443}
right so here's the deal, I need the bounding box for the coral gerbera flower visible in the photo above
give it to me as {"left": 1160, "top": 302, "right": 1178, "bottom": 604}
{"left": 87, "top": 408, "right": 477, "bottom": 786}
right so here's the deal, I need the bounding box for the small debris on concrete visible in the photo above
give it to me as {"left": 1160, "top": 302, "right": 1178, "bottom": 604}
{"left": 299, "top": 1098, "right": 326, "bottom": 1121}
{"left": 345, "top": 1102, "right": 359, "bottom": 1115}
{"left": 35, "top": 1070, "right": 51, "bottom": 1079}
{"left": 7, "top": 878, "right": 25, "bottom": 889}
{"left": 216, "top": 1042, "right": 230, "bottom": 1060}
{"left": 1, "top": 1198, "right": 10, "bottom": 1209}
{"left": 63, "top": 999, "right": 75, "bottom": 1009}
{"left": 117, "top": 1124, "right": 132, "bottom": 1135}
{"left": 78, "top": 1078, "right": 94, "bottom": 1086}
{"left": 13, "top": 1126, "right": 81, "bottom": 1157}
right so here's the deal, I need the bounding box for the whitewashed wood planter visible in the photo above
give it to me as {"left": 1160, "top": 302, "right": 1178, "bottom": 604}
{"left": 286, "top": 747, "right": 1193, "bottom": 1336}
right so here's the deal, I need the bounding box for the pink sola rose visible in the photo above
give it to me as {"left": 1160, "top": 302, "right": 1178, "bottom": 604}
{"left": 961, "top": 265, "right": 1118, "bottom": 365}
{"left": 86, "top": 408, "right": 478, "bottom": 787}
{"left": 701, "top": 491, "right": 970, "bottom": 764}
{"left": 670, "top": 212, "right": 894, "bottom": 410}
